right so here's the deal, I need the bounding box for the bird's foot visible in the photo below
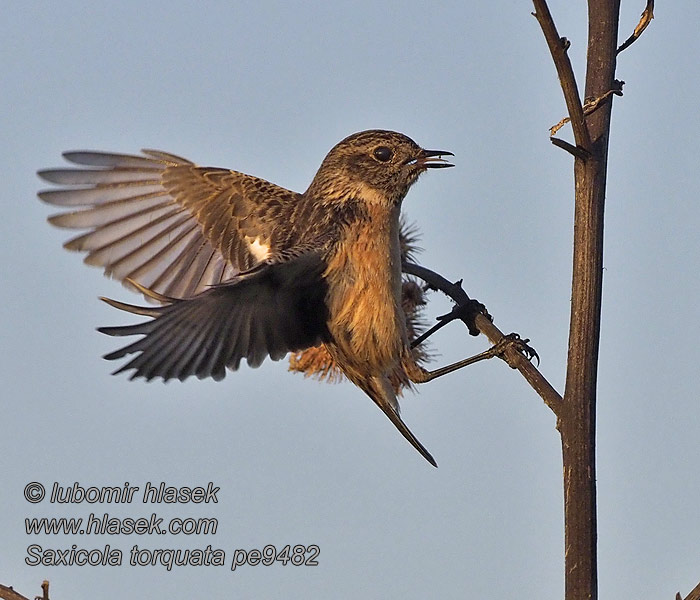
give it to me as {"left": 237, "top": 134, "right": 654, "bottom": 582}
{"left": 490, "top": 333, "right": 540, "bottom": 367}
{"left": 437, "top": 298, "right": 491, "bottom": 337}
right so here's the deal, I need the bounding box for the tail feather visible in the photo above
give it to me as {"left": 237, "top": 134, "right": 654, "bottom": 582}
{"left": 366, "top": 376, "right": 437, "bottom": 467}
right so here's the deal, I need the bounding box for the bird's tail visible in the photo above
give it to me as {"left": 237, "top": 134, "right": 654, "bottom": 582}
{"left": 365, "top": 376, "right": 437, "bottom": 467}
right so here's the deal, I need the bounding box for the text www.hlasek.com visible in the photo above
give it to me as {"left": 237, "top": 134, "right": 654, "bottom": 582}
{"left": 23, "top": 481, "right": 319, "bottom": 571}
{"left": 26, "top": 513, "right": 217, "bottom": 535}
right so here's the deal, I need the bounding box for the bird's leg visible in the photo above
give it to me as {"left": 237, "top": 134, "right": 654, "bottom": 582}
{"left": 402, "top": 263, "right": 539, "bottom": 382}
{"left": 406, "top": 333, "right": 537, "bottom": 384}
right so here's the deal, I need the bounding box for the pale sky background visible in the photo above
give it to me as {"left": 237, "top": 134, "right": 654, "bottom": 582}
{"left": 2, "top": 2, "right": 699, "bottom": 599}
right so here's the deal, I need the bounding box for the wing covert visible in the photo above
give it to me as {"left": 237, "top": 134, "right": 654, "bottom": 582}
{"left": 38, "top": 149, "right": 303, "bottom": 299}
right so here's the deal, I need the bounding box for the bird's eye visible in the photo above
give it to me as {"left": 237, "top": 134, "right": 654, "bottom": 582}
{"left": 372, "top": 146, "right": 393, "bottom": 162}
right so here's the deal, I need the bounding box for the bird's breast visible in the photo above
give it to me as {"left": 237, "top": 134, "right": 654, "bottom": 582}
{"left": 323, "top": 206, "right": 406, "bottom": 375}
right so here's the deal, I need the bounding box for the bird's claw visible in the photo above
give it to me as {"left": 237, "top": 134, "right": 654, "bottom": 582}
{"left": 491, "top": 333, "right": 540, "bottom": 367}
{"left": 436, "top": 298, "right": 491, "bottom": 337}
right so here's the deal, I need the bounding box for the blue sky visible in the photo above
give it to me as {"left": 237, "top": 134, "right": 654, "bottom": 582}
{"left": 2, "top": 2, "right": 699, "bottom": 598}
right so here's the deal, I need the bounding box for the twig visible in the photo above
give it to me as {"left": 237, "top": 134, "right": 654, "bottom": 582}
{"left": 549, "top": 83, "right": 624, "bottom": 139}
{"left": 0, "top": 583, "right": 34, "bottom": 600}
{"left": 678, "top": 580, "right": 700, "bottom": 600}
{"left": 617, "top": 0, "right": 654, "bottom": 54}
{"left": 550, "top": 138, "right": 591, "bottom": 160}
{"left": 583, "top": 83, "right": 624, "bottom": 116}
{"left": 403, "top": 262, "right": 563, "bottom": 418}
{"left": 549, "top": 115, "right": 571, "bottom": 138}
{"left": 531, "top": 0, "right": 591, "bottom": 152}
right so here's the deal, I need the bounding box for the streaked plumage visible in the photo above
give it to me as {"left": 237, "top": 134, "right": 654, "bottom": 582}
{"left": 38, "top": 130, "right": 454, "bottom": 466}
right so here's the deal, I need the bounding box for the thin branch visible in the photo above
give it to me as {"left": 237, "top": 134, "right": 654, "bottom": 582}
{"left": 403, "top": 261, "right": 563, "bottom": 418}
{"left": 550, "top": 137, "right": 591, "bottom": 160}
{"left": 532, "top": 0, "right": 592, "bottom": 152}
{"left": 0, "top": 582, "right": 43, "bottom": 600}
{"left": 583, "top": 82, "right": 624, "bottom": 115}
{"left": 549, "top": 115, "right": 572, "bottom": 138}
{"left": 677, "top": 580, "right": 700, "bottom": 600}
{"left": 549, "top": 82, "right": 624, "bottom": 138}
{"left": 617, "top": 0, "right": 654, "bottom": 54}
{"left": 38, "top": 581, "right": 49, "bottom": 600}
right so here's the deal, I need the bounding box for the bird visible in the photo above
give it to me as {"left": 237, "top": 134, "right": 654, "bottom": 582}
{"left": 38, "top": 130, "right": 458, "bottom": 466}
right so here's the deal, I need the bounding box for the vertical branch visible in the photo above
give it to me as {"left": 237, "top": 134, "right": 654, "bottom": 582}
{"left": 534, "top": 1, "right": 621, "bottom": 599}
{"left": 561, "top": 2, "right": 620, "bottom": 600}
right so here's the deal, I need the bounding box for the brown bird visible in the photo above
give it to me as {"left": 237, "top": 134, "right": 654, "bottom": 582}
{"left": 39, "top": 130, "right": 470, "bottom": 467}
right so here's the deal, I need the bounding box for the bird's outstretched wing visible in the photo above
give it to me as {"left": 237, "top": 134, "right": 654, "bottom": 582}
{"left": 98, "top": 251, "right": 329, "bottom": 381}
{"left": 38, "top": 150, "right": 303, "bottom": 299}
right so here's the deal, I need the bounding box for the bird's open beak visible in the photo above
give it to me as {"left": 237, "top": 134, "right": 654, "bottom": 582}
{"left": 409, "top": 149, "right": 455, "bottom": 169}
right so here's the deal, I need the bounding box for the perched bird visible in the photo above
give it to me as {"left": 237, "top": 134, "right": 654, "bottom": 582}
{"left": 38, "top": 130, "right": 457, "bottom": 466}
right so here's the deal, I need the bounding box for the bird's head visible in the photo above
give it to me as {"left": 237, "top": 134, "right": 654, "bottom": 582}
{"left": 307, "top": 130, "right": 453, "bottom": 208}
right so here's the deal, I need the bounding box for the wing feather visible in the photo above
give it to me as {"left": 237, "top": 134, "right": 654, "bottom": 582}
{"left": 98, "top": 254, "right": 329, "bottom": 381}
{"left": 38, "top": 149, "right": 304, "bottom": 299}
